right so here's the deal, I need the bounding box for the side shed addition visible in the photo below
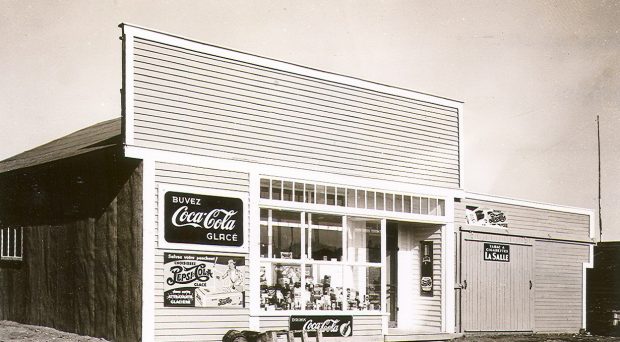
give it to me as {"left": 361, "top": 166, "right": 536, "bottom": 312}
{"left": 0, "top": 119, "right": 143, "bottom": 341}
{"left": 455, "top": 193, "right": 594, "bottom": 334}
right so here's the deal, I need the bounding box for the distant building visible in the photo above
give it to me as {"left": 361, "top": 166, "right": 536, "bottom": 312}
{"left": 587, "top": 241, "right": 620, "bottom": 336}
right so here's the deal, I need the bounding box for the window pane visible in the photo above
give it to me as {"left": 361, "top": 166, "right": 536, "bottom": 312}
{"left": 272, "top": 210, "right": 301, "bottom": 259}
{"left": 347, "top": 218, "right": 381, "bottom": 263}
{"left": 385, "top": 193, "right": 394, "bottom": 212}
{"left": 356, "top": 190, "right": 365, "bottom": 209}
{"left": 271, "top": 180, "right": 282, "bottom": 200}
{"left": 346, "top": 189, "right": 356, "bottom": 208}
{"left": 412, "top": 196, "right": 421, "bottom": 214}
{"left": 308, "top": 213, "right": 342, "bottom": 261}
{"left": 376, "top": 192, "right": 384, "bottom": 210}
{"left": 343, "top": 266, "right": 381, "bottom": 311}
{"left": 326, "top": 186, "right": 336, "bottom": 206}
{"left": 294, "top": 182, "right": 304, "bottom": 202}
{"left": 304, "top": 264, "right": 344, "bottom": 310}
{"left": 438, "top": 199, "right": 445, "bottom": 216}
{"left": 260, "top": 179, "right": 270, "bottom": 199}
{"left": 316, "top": 185, "right": 326, "bottom": 205}
{"left": 395, "top": 195, "right": 403, "bottom": 212}
{"left": 283, "top": 181, "right": 293, "bottom": 201}
{"left": 260, "top": 263, "right": 302, "bottom": 311}
{"left": 429, "top": 198, "right": 438, "bottom": 215}
{"left": 403, "top": 196, "right": 412, "bottom": 213}
{"left": 305, "top": 184, "right": 315, "bottom": 204}
{"left": 15, "top": 228, "right": 21, "bottom": 258}
{"left": 260, "top": 224, "right": 269, "bottom": 258}
{"left": 421, "top": 197, "right": 429, "bottom": 215}
{"left": 366, "top": 191, "right": 375, "bottom": 210}
{"left": 2, "top": 229, "right": 7, "bottom": 256}
{"left": 260, "top": 208, "right": 268, "bottom": 221}
{"left": 336, "top": 188, "right": 346, "bottom": 207}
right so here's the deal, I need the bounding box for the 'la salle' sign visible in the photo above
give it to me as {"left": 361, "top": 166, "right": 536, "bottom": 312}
{"left": 483, "top": 243, "right": 510, "bottom": 262}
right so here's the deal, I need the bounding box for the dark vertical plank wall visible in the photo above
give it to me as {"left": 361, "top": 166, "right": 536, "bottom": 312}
{"left": 0, "top": 151, "right": 143, "bottom": 341}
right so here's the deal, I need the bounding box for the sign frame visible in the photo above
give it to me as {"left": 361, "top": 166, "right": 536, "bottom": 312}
{"left": 158, "top": 185, "right": 249, "bottom": 253}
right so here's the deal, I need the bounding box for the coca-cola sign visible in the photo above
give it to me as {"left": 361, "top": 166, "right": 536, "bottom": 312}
{"left": 164, "top": 191, "right": 244, "bottom": 247}
{"left": 290, "top": 315, "right": 353, "bottom": 337}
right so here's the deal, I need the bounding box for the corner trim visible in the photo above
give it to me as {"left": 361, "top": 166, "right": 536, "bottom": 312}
{"left": 141, "top": 159, "right": 155, "bottom": 341}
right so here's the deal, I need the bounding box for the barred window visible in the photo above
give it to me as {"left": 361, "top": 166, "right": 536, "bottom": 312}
{"left": 1, "top": 227, "right": 23, "bottom": 261}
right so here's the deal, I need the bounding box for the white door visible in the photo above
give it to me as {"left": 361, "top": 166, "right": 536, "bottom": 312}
{"left": 461, "top": 234, "right": 534, "bottom": 332}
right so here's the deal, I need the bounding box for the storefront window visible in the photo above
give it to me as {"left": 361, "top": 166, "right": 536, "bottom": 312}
{"left": 307, "top": 213, "right": 342, "bottom": 261}
{"left": 260, "top": 209, "right": 302, "bottom": 259}
{"left": 260, "top": 263, "right": 302, "bottom": 310}
{"left": 259, "top": 209, "right": 383, "bottom": 312}
{"left": 343, "top": 266, "right": 381, "bottom": 311}
{"left": 304, "top": 264, "right": 344, "bottom": 310}
{"left": 347, "top": 219, "right": 381, "bottom": 263}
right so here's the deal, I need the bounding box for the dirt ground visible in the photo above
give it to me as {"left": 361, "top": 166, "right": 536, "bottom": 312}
{"left": 0, "top": 321, "right": 108, "bottom": 342}
{"left": 1, "top": 320, "right": 619, "bottom": 342}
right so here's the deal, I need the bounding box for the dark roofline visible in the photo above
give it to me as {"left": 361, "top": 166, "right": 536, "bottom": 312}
{"left": 0, "top": 118, "right": 122, "bottom": 174}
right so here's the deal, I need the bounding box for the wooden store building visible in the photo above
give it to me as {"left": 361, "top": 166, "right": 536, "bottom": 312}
{"left": 0, "top": 24, "right": 595, "bottom": 342}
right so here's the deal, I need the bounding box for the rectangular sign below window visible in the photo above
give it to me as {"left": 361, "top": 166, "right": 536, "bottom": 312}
{"left": 164, "top": 252, "right": 246, "bottom": 308}
{"left": 484, "top": 243, "right": 510, "bottom": 262}
{"left": 164, "top": 191, "right": 244, "bottom": 247}
{"left": 290, "top": 315, "right": 353, "bottom": 337}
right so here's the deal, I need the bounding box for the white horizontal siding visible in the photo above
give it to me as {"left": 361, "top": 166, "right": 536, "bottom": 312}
{"left": 463, "top": 199, "right": 590, "bottom": 241}
{"left": 131, "top": 37, "right": 461, "bottom": 188}
{"left": 534, "top": 240, "right": 589, "bottom": 333}
{"left": 153, "top": 162, "right": 250, "bottom": 341}
{"left": 406, "top": 225, "right": 443, "bottom": 332}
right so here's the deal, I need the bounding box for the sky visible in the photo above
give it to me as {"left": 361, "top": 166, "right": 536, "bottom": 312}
{"left": 1, "top": 1, "right": 619, "bottom": 240}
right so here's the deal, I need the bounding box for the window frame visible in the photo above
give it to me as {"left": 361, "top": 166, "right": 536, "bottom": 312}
{"left": 1, "top": 227, "right": 23, "bottom": 262}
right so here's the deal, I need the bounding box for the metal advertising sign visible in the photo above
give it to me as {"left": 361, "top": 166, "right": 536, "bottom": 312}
{"left": 466, "top": 205, "right": 508, "bottom": 228}
{"left": 164, "top": 191, "right": 244, "bottom": 247}
{"left": 289, "top": 315, "right": 353, "bottom": 337}
{"left": 163, "top": 252, "right": 246, "bottom": 308}
{"left": 483, "top": 243, "right": 510, "bottom": 262}
{"left": 420, "top": 241, "right": 434, "bottom": 296}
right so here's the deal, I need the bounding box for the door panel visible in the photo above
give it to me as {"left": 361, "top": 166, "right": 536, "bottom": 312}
{"left": 461, "top": 235, "right": 534, "bottom": 332}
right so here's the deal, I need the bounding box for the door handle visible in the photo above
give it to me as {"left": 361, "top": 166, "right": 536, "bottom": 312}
{"left": 529, "top": 280, "right": 533, "bottom": 290}
{"left": 463, "top": 280, "right": 467, "bottom": 290}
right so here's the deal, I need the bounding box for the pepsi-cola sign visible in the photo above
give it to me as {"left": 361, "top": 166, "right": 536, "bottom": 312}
{"left": 164, "top": 191, "right": 244, "bottom": 247}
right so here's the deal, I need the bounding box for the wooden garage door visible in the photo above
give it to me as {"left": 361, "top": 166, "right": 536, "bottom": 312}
{"left": 461, "top": 234, "right": 534, "bottom": 332}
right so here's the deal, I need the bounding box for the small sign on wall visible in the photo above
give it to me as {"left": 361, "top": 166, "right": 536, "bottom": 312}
{"left": 483, "top": 243, "right": 510, "bottom": 262}
{"left": 164, "top": 252, "right": 246, "bottom": 308}
{"left": 466, "top": 206, "right": 508, "bottom": 228}
{"left": 420, "top": 241, "right": 434, "bottom": 296}
{"left": 289, "top": 315, "right": 353, "bottom": 337}
{"left": 163, "top": 191, "right": 244, "bottom": 247}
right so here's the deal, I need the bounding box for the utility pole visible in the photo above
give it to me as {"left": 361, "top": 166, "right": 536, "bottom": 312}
{"left": 597, "top": 115, "right": 602, "bottom": 242}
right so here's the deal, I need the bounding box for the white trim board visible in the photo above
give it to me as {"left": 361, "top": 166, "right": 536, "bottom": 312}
{"left": 119, "top": 23, "right": 463, "bottom": 110}
{"left": 120, "top": 24, "right": 135, "bottom": 146}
